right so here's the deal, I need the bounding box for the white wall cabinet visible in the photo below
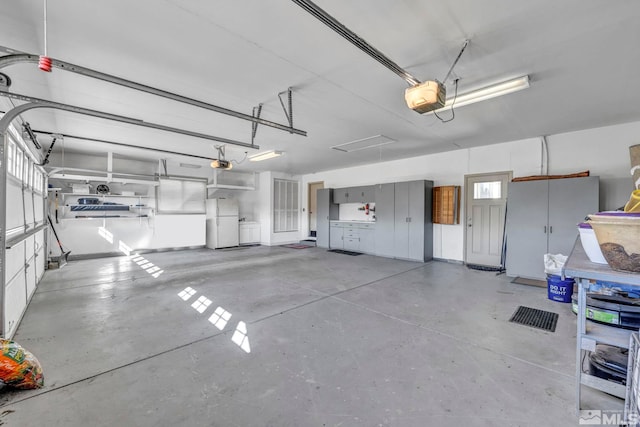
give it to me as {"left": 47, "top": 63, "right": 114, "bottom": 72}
{"left": 505, "top": 176, "right": 600, "bottom": 280}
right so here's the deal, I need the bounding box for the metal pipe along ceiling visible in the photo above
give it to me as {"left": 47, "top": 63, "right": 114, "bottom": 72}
{"left": 0, "top": 91, "right": 260, "bottom": 150}
{"left": 291, "top": 0, "right": 421, "bottom": 86}
{"left": 0, "top": 53, "right": 307, "bottom": 137}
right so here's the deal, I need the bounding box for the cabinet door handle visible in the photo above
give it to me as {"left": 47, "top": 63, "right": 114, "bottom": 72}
{"left": 544, "top": 226, "right": 547, "bottom": 233}
{"left": 549, "top": 226, "right": 553, "bottom": 234}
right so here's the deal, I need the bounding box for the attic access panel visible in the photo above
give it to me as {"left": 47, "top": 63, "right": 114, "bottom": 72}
{"left": 331, "top": 135, "right": 396, "bottom": 153}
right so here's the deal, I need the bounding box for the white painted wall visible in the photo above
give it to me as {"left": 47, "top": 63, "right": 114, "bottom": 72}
{"left": 339, "top": 202, "right": 376, "bottom": 222}
{"left": 40, "top": 120, "right": 640, "bottom": 258}
{"left": 300, "top": 120, "right": 640, "bottom": 262}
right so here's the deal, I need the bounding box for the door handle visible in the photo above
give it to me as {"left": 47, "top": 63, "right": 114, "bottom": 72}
{"left": 549, "top": 226, "right": 553, "bottom": 234}
{"left": 544, "top": 226, "right": 547, "bottom": 233}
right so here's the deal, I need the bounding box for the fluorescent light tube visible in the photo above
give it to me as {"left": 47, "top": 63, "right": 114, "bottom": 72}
{"left": 248, "top": 150, "right": 284, "bottom": 162}
{"left": 425, "top": 75, "right": 530, "bottom": 115}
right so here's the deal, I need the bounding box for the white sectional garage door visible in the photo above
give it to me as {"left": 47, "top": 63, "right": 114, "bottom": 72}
{"left": 2, "top": 123, "right": 47, "bottom": 338}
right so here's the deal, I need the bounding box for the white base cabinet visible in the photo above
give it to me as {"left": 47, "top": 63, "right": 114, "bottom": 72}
{"left": 239, "top": 222, "right": 260, "bottom": 245}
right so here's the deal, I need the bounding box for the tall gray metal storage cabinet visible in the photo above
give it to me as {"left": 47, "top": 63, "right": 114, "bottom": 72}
{"left": 375, "top": 180, "right": 433, "bottom": 262}
{"left": 316, "top": 188, "right": 339, "bottom": 248}
{"left": 505, "top": 176, "right": 599, "bottom": 280}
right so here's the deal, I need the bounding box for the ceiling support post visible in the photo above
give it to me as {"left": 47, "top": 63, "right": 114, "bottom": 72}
{"left": 251, "top": 103, "right": 263, "bottom": 145}
{"left": 278, "top": 88, "right": 295, "bottom": 134}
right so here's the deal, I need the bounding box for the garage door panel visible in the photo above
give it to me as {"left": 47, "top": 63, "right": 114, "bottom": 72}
{"left": 26, "top": 263, "right": 36, "bottom": 299}
{"left": 24, "top": 193, "right": 35, "bottom": 225}
{"left": 6, "top": 181, "right": 24, "bottom": 231}
{"left": 34, "top": 196, "right": 44, "bottom": 223}
{"left": 36, "top": 247, "right": 45, "bottom": 281}
{"left": 5, "top": 242, "right": 25, "bottom": 285}
{"left": 4, "top": 275, "right": 27, "bottom": 338}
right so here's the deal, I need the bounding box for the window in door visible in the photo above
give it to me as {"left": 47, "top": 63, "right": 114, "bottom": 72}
{"left": 473, "top": 181, "right": 502, "bottom": 199}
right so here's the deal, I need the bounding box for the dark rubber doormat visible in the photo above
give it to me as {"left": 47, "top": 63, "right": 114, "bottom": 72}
{"left": 511, "top": 277, "right": 547, "bottom": 288}
{"left": 327, "top": 249, "right": 362, "bottom": 256}
{"left": 282, "top": 244, "right": 312, "bottom": 249}
{"left": 509, "top": 306, "right": 559, "bottom": 332}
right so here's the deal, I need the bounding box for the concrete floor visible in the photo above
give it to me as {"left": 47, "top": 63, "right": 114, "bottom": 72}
{"left": 0, "top": 245, "right": 622, "bottom": 426}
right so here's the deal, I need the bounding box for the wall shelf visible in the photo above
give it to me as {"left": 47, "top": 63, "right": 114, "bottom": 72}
{"left": 206, "top": 183, "right": 255, "bottom": 190}
{"left": 208, "top": 169, "right": 256, "bottom": 191}
{"left": 61, "top": 192, "right": 150, "bottom": 198}
{"left": 58, "top": 192, "right": 154, "bottom": 221}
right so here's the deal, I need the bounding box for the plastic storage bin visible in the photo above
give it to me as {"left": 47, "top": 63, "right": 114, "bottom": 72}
{"left": 578, "top": 222, "right": 608, "bottom": 264}
{"left": 547, "top": 274, "right": 574, "bottom": 303}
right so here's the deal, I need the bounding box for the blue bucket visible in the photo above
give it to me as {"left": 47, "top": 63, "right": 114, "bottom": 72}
{"left": 547, "top": 274, "right": 574, "bottom": 303}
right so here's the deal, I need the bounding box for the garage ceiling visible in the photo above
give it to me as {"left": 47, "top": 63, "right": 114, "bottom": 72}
{"left": 1, "top": 0, "right": 639, "bottom": 175}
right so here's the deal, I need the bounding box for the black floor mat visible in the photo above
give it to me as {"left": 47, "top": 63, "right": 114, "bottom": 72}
{"left": 467, "top": 263, "right": 503, "bottom": 272}
{"left": 509, "top": 306, "right": 559, "bottom": 332}
{"left": 327, "top": 249, "right": 362, "bottom": 256}
{"left": 511, "top": 277, "right": 547, "bottom": 288}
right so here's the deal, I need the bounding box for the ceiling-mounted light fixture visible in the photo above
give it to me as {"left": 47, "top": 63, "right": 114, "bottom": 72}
{"left": 211, "top": 145, "right": 233, "bottom": 170}
{"left": 249, "top": 150, "right": 284, "bottom": 162}
{"left": 422, "top": 75, "right": 530, "bottom": 115}
{"left": 179, "top": 162, "right": 202, "bottom": 169}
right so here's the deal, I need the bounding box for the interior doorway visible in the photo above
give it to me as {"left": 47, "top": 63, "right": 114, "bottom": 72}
{"left": 308, "top": 181, "right": 324, "bottom": 238}
{"left": 464, "top": 171, "right": 512, "bottom": 268}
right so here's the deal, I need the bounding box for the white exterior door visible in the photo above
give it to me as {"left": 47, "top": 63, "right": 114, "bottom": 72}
{"left": 464, "top": 172, "right": 512, "bottom": 267}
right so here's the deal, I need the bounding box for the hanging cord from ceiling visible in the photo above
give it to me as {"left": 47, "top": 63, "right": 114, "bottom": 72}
{"left": 431, "top": 40, "right": 469, "bottom": 123}
{"left": 232, "top": 151, "right": 248, "bottom": 166}
{"left": 39, "top": 0, "right": 52, "bottom": 72}
{"left": 433, "top": 79, "right": 460, "bottom": 123}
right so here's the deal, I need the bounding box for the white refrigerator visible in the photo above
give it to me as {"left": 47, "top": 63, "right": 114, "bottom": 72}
{"left": 206, "top": 198, "right": 239, "bottom": 249}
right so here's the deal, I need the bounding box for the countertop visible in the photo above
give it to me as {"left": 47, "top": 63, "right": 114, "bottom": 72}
{"left": 330, "top": 220, "right": 376, "bottom": 223}
{"left": 564, "top": 238, "right": 640, "bottom": 286}
{"left": 239, "top": 221, "right": 260, "bottom": 226}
